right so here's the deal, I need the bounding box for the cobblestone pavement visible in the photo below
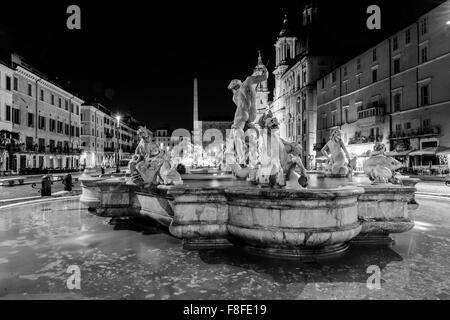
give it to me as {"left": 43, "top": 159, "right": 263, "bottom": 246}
{"left": 415, "top": 180, "right": 450, "bottom": 196}
{"left": 0, "top": 168, "right": 124, "bottom": 202}
{"left": 0, "top": 178, "right": 82, "bottom": 202}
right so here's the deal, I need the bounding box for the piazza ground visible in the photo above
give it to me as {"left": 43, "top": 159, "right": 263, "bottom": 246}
{"left": 0, "top": 194, "right": 449, "bottom": 300}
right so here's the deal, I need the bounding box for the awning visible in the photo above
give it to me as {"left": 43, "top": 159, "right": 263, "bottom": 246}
{"left": 385, "top": 150, "right": 412, "bottom": 157}
{"left": 436, "top": 146, "right": 450, "bottom": 156}
{"left": 409, "top": 146, "right": 450, "bottom": 156}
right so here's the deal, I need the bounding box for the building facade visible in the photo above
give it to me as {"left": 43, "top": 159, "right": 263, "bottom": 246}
{"left": 10, "top": 54, "right": 83, "bottom": 173}
{"left": 316, "top": 0, "right": 450, "bottom": 172}
{"left": 271, "top": 5, "right": 341, "bottom": 168}
{"left": 81, "top": 102, "right": 113, "bottom": 168}
{"left": 253, "top": 52, "right": 270, "bottom": 124}
{"left": 0, "top": 60, "right": 14, "bottom": 172}
{"left": 81, "top": 104, "right": 140, "bottom": 168}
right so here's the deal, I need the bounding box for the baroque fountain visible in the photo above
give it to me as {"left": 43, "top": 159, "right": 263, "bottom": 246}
{"left": 80, "top": 67, "right": 419, "bottom": 259}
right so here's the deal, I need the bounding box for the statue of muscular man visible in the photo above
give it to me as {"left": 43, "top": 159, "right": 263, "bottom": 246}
{"left": 227, "top": 65, "right": 268, "bottom": 167}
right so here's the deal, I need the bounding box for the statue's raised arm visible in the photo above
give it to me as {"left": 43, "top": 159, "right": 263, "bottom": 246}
{"left": 243, "top": 65, "right": 268, "bottom": 87}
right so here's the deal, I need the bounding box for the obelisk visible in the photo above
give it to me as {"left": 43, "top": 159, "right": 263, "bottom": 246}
{"left": 193, "top": 78, "right": 201, "bottom": 145}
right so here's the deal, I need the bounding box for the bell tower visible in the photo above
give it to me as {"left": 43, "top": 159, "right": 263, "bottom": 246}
{"left": 253, "top": 51, "right": 270, "bottom": 124}
{"left": 272, "top": 14, "right": 298, "bottom": 139}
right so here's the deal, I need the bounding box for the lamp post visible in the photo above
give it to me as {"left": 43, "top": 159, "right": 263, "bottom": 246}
{"left": 115, "top": 115, "right": 121, "bottom": 174}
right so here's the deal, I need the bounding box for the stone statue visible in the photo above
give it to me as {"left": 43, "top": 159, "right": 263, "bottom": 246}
{"left": 321, "top": 129, "right": 354, "bottom": 176}
{"left": 363, "top": 142, "right": 403, "bottom": 184}
{"left": 256, "top": 111, "right": 308, "bottom": 188}
{"left": 280, "top": 140, "right": 308, "bottom": 189}
{"left": 226, "top": 65, "right": 268, "bottom": 166}
{"left": 129, "top": 126, "right": 182, "bottom": 187}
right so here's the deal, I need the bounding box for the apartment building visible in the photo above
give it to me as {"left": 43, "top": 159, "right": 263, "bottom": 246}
{"left": 9, "top": 54, "right": 83, "bottom": 172}
{"left": 0, "top": 60, "right": 14, "bottom": 172}
{"left": 80, "top": 104, "right": 140, "bottom": 168}
{"left": 316, "top": 0, "right": 450, "bottom": 172}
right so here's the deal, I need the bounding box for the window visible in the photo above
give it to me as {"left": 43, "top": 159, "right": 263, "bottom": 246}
{"left": 322, "top": 115, "right": 327, "bottom": 129}
{"left": 6, "top": 105, "right": 11, "bottom": 121}
{"left": 321, "top": 78, "right": 325, "bottom": 89}
{"left": 12, "top": 108, "right": 20, "bottom": 124}
{"left": 70, "top": 103, "right": 74, "bottom": 113}
{"left": 57, "top": 121, "right": 63, "bottom": 133}
{"left": 38, "top": 139, "right": 45, "bottom": 152}
{"left": 405, "top": 29, "right": 411, "bottom": 44}
{"left": 76, "top": 105, "right": 79, "bottom": 115}
{"left": 51, "top": 94, "right": 55, "bottom": 105}
{"left": 405, "top": 122, "right": 411, "bottom": 129}
{"left": 423, "top": 119, "right": 430, "bottom": 128}
{"left": 49, "top": 119, "right": 56, "bottom": 132}
{"left": 393, "top": 93, "right": 401, "bottom": 112}
{"left": 395, "top": 124, "right": 402, "bottom": 132}
{"left": 420, "top": 46, "right": 428, "bottom": 63}
{"left": 76, "top": 127, "right": 80, "bottom": 137}
{"left": 420, "top": 84, "right": 430, "bottom": 106}
{"left": 13, "top": 77, "right": 18, "bottom": 91}
{"left": 420, "top": 17, "right": 428, "bottom": 35}
{"left": 26, "top": 137, "right": 34, "bottom": 149}
{"left": 393, "top": 36, "right": 398, "bottom": 51}
{"left": 343, "top": 81, "right": 348, "bottom": 94}
{"left": 343, "top": 66, "right": 347, "bottom": 77}
{"left": 372, "top": 49, "right": 377, "bottom": 62}
{"left": 28, "top": 112, "right": 34, "bottom": 127}
{"left": 38, "top": 116, "right": 46, "bottom": 130}
{"left": 343, "top": 108, "right": 348, "bottom": 123}
{"left": 65, "top": 100, "right": 68, "bottom": 111}
{"left": 356, "top": 58, "right": 361, "bottom": 71}
{"left": 372, "top": 69, "right": 378, "bottom": 83}
{"left": 331, "top": 112, "right": 337, "bottom": 127}
{"left": 393, "top": 58, "right": 400, "bottom": 74}
{"left": 357, "top": 75, "right": 361, "bottom": 88}
{"left": 65, "top": 124, "right": 70, "bottom": 135}
{"left": 5, "top": 76, "right": 11, "bottom": 91}
{"left": 27, "top": 83, "right": 32, "bottom": 96}
{"left": 40, "top": 89, "right": 44, "bottom": 101}
{"left": 332, "top": 71, "right": 336, "bottom": 83}
{"left": 59, "top": 98, "right": 62, "bottom": 108}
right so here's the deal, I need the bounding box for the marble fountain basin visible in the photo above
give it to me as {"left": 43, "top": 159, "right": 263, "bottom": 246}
{"left": 79, "top": 173, "right": 418, "bottom": 259}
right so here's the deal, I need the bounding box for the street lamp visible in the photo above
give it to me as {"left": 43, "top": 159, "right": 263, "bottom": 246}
{"left": 115, "top": 115, "right": 121, "bottom": 173}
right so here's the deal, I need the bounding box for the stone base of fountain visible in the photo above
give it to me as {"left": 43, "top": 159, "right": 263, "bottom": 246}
{"left": 80, "top": 173, "right": 419, "bottom": 259}
{"left": 351, "top": 184, "right": 416, "bottom": 245}
{"left": 241, "top": 243, "right": 350, "bottom": 260}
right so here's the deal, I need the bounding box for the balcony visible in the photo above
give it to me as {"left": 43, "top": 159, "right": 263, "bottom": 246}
{"left": 389, "top": 126, "right": 441, "bottom": 140}
{"left": 356, "top": 106, "right": 385, "bottom": 127}
{"left": 18, "top": 144, "right": 82, "bottom": 155}
{"left": 348, "top": 135, "right": 383, "bottom": 145}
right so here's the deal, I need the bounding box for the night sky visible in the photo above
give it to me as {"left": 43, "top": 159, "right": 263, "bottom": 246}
{"left": 0, "top": 0, "right": 444, "bottom": 130}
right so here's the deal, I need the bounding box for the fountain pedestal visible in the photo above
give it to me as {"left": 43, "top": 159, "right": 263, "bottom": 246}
{"left": 352, "top": 184, "right": 417, "bottom": 245}
{"left": 225, "top": 186, "right": 363, "bottom": 258}
{"left": 168, "top": 187, "right": 232, "bottom": 249}
{"left": 167, "top": 185, "right": 364, "bottom": 258}
{"left": 80, "top": 174, "right": 419, "bottom": 259}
